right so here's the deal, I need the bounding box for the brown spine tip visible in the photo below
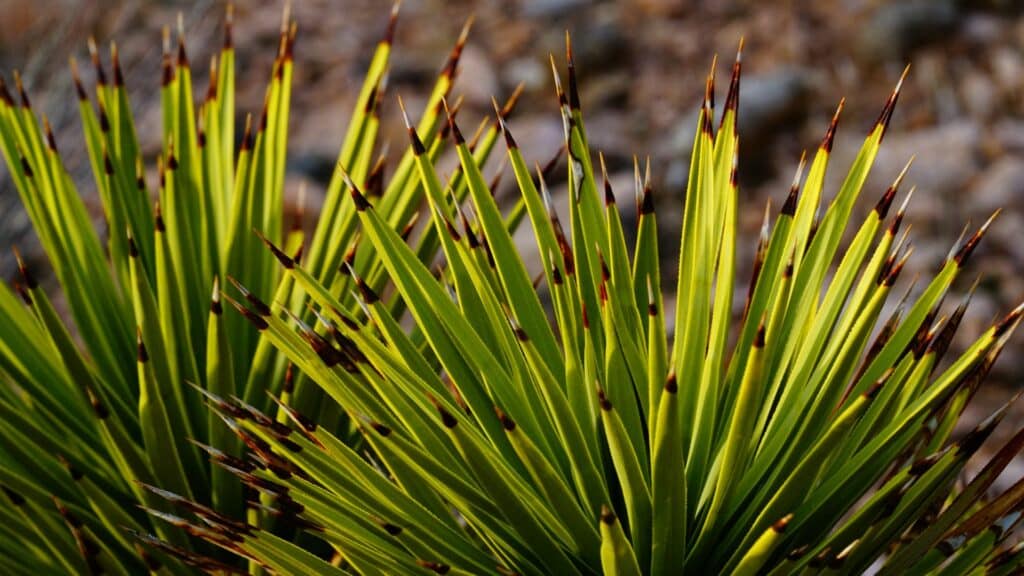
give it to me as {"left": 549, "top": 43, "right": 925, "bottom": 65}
{"left": 600, "top": 505, "right": 617, "bottom": 525}
{"left": 0, "top": 75, "right": 13, "bottom": 106}
{"left": 665, "top": 372, "right": 678, "bottom": 393}
{"left": 640, "top": 186, "right": 655, "bottom": 215}
{"left": 12, "top": 247, "right": 37, "bottom": 290}
{"left": 177, "top": 33, "right": 189, "bottom": 69}
{"left": 136, "top": 329, "right": 149, "bottom": 363}
{"left": 1, "top": 486, "right": 26, "bottom": 506}
{"left": 551, "top": 263, "right": 563, "bottom": 286}
{"left": 13, "top": 282, "right": 32, "bottom": 306}
{"left": 863, "top": 377, "right": 885, "bottom": 400}
{"left": 428, "top": 395, "right": 458, "bottom": 428}
{"left": 492, "top": 97, "right": 519, "bottom": 149}
{"left": 720, "top": 38, "right": 743, "bottom": 131}
{"left": 111, "top": 42, "right": 124, "bottom": 87}
{"left": 443, "top": 99, "right": 464, "bottom": 145}
{"left": 20, "top": 154, "right": 34, "bottom": 179}
{"left": 994, "top": 302, "right": 1024, "bottom": 339}
{"left": 754, "top": 320, "right": 767, "bottom": 348}
{"left": 161, "top": 50, "right": 174, "bottom": 87}
{"left": 408, "top": 124, "right": 426, "bottom": 155}
{"left": 227, "top": 276, "right": 271, "bottom": 316}
{"left": 240, "top": 114, "right": 253, "bottom": 151}
{"left": 875, "top": 65, "right": 909, "bottom": 141}
{"left": 780, "top": 185, "right": 798, "bottom": 217}
{"left": 494, "top": 406, "right": 516, "bottom": 431}
{"left": 442, "top": 16, "right": 473, "bottom": 80}
{"left": 205, "top": 58, "right": 219, "bottom": 105}
{"left": 821, "top": 98, "right": 845, "bottom": 152}
{"left": 223, "top": 3, "right": 234, "bottom": 50}
{"left": 498, "top": 83, "right": 525, "bottom": 122}
{"left": 565, "top": 31, "right": 580, "bottom": 111}
{"left": 384, "top": 0, "right": 400, "bottom": 45}
{"left": 103, "top": 148, "right": 115, "bottom": 175}
{"left": 127, "top": 228, "right": 139, "bottom": 258}
{"left": 369, "top": 421, "right": 392, "bottom": 437}
{"left": 350, "top": 183, "right": 371, "bottom": 212}
{"left": 210, "top": 277, "right": 223, "bottom": 315}
{"left": 154, "top": 202, "right": 166, "bottom": 232}
{"left": 85, "top": 387, "right": 108, "bottom": 419}
{"left": 597, "top": 387, "right": 613, "bottom": 411}
{"left": 355, "top": 275, "right": 380, "bottom": 305}
{"left": 909, "top": 452, "right": 942, "bottom": 476}
{"left": 68, "top": 59, "right": 88, "bottom": 101}
{"left": 254, "top": 229, "right": 294, "bottom": 269}
{"left": 13, "top": 71, "right": 31, "bottom": 109}
{"left": 416, "top": 560, "right": 451, "bottom": 575}
{"left": 772, "top": 513, "right": 794, "bottom": 533}
{"left": 43, "top": 117, "right": 58, "bottom": 153}
{"left": 954, "top": 210, "right": 999, "bottom": 266}
{"left": 88, "top": 37, "right": 106, "bottom": 86}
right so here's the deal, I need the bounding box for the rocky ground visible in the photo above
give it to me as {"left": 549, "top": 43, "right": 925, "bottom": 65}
{"left": 2, "top": 0, "right": 1023, "bottom": 479}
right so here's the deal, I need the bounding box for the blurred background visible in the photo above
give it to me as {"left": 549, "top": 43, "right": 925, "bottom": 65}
{"left": 1, "top": 0, "right": 1022, "bottom": 468}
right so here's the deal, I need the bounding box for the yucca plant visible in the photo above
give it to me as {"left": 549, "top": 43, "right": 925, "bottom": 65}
{"left": 2, "top": 2, "right": 1024, "bottom": 574}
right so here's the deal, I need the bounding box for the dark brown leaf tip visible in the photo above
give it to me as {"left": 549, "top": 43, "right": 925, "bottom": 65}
{"left": 495, "top": 406, "right": 516, "bottom": 431}
{"left": 442, "top": 16, "right": 473, "bottom": 80}
{"left": 136, "top": 328, "right": 149, "bottom": 363}
{"left": 995, "top": 302, "right": 1024, "bottom": 339}
{"left": 721, "top": 37, "right": 743, "bottom": 128}
{"left": 19, "top": 154, "right": 33, "bottom": 179}
{"left": 875, "top": 65, "right": 909, "bottom": 141}
{"left": 772, "top": 513, "right": 794, "bottom": 533}
{"left": 12, "top": 247, "right": 37, "bottom": 290}
{"left": 355, "top": 273, "right": 380, "bottom": 305}
{"left": 665, "top": 372, "right": 678, "bottom": 394}
{"left": 592, "top": 386, "right": 615, "bottom": 417}
{"left": 223, "top": 3, "right": 234, "bottom": 49}
{"left": 781, "top": 152, "right": 806, "bottom": 217}
{"left": 154, "top": 202, "right": 166, "bottom": 232}
{"left": 0, "top": 74, "right": 13, "bottom": 106}
{"left": 43, "top": 117, "right": 58, "bottom": 152}
{"left": 254, "top": 229, "right": 294, "bottom": 269}
{"left": 1, "top": 485, "right": 26, "bottom": 506}
{"left": 13, "top": 282, "right": 32, "bottom": 306}
{"left": 240, "top": 114, "right": 253, "bottom": 151}
{"left": 875, "top": 158, "right": 912, "bottom": 219}
{"left": 383, "top": 1, "right": 400, "bottom": 45}
{"left": 821, "top": 98, "right": 845, "bottom": 153}
{"left": 428, "top": 394, "right": 458, "bottom": 429}
{"left": 12, "top": 71, "right": 30, "bottom": 109}
{"left": 909, "top": 451, "right": 942, "bottom": 476}
{"left": 226, "top": 276, "right": 271, "bottom": 317}
{"left": 640, "top": 185, "right": 655, "bottom": 215}
{"left": 127, "top": 228, "right": 139, "bottom": 258}
{"left": 954, "top": 210, "right": 999, "bottom": 266}
{"left": 86, "top": 387, "right": 108, "bottom": 419}
{"left": 600, "top": 504, "right": 617, "bottom": 525}
{"left": 565, "top": 31, "right": 580, "bottom": 111}
{"left": 754, "top": 320, "right": 767, "bottom": 348}
{"left": 88, "top": 37, "right": 106, "bottom": 87}
{"left": 398, "top": 96, "right": 426, "bottom": 155}
{"left": 111, "top": 42, "right": 124, "bottom": 87}
{"left": 493, "top": 97, "right": 518, "bottom": 149}
{"left": 344, "top": 170, "right": 371, "bottom": 211}
{"left": 863, "top": 371, "right": 888, "bottom": 400}
{"left": 442, "top": 99, "right": 464, "bottom": 145}
{"left": 416, "top": 560, "right": 451, "bottom": 574}
{"left": 68, "top": 58, "right": 88, "bottom": 101}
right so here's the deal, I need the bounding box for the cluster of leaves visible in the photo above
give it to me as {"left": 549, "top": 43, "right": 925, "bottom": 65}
{"left": 2, "top": 3, "right": 1024, "bottom": 575}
